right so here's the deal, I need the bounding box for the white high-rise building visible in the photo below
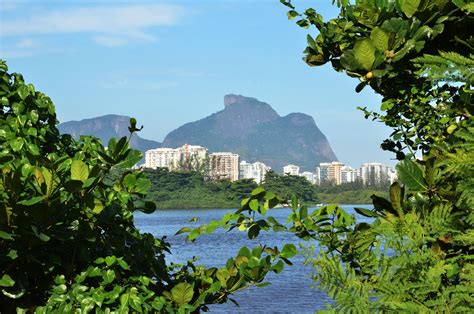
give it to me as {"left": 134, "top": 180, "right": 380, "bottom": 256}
{"left": 145, "top": 148, "right": 180, "bottom": 170}
{"left": 175, "top": 144, "right": 208, "bottom": 170}
{"left": 300, "top": 171, "right": 316, "bottom": 184}
{"left": 144, "top": 144, "right": 207, "bottom": 171}
{"left": 389, "top": 169, "right": 398, "bottom": 184}
{"left": 359, "top": 162, "right": 391, "bottom": 186}
{"left": 340, "top": 166, "right": 358, "bottom": 184}
{"left": 315, "top": 162, "right": 331, "bottom": 185}
{"left": 283, "top": 164, "right": 300, "bottom": 176}
{"left": 316, "top": 161, "right": 343, "bottom": 185}
{"left": 240, "top": 161, "right": 271, "bottom": 184}
{"left": 209, "top": 152, "right": 240, "bottom": 181}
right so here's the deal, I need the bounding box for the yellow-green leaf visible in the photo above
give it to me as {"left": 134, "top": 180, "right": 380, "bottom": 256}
{"left": 171, "top": 282, "right": 194, "bottom": 306}
{"left": 354, "top": 39, "right": 375, "bottom": 71}
{"left": 370, "top": 27, "right": 389, "bottom": 52}
{"left": 401, "top": 0, "right": 420, "bottom": 18}
{"left": 71, "top": 159, "right": 89, "bottom": 182}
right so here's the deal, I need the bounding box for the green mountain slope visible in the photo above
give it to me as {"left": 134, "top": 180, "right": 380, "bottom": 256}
{"left": 58, "top": 114, "right": 160, "bottom": 152}
{"left": 162, "top": 94, "right": 337, "bottom": 171}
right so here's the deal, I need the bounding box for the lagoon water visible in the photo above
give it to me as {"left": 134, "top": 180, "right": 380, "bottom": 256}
{"left": 134, "top": 205, "right": 371, "bottom": 313}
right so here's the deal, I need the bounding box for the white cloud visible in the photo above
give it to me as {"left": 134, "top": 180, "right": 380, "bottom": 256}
{"left": 16, "top": 38, "right": 35, "bottom": 48}
{"left": 0, "top": 4, "right": 183, "bottom": 46}
{"left": 93, "top": 35, "right": 129, "bottom": 47}
{"left": 0, "top": 1, "right": 25, "bottom": 12}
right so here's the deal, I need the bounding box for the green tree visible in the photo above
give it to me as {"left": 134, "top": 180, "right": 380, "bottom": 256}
{"left": 262, "top": 170, "right": 319, "bottom": 203}
{"left": 0, "top": 61, "right": 288, "bottom": 312}
{"left": 185, "top": 1, "right": 472, "bottom": 312}
{"left": 275, "top": 0, "right": 473, "bottom": 311}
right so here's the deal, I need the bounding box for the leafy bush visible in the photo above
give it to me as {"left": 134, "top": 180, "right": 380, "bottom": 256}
{"left": 275, "top": 0, "right": 474, "bottom": 311}
{"left": 0, "top": 61, "right": 289, "bottom": 312}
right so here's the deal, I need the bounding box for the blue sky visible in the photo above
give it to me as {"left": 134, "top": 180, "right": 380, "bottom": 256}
{"left": 0, "top": 0, "right": 395, "bottom": 168}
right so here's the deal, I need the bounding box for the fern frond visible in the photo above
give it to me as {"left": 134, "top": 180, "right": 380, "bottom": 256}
{"left": 413, "top": 51, "right": 474, "bottom": 84}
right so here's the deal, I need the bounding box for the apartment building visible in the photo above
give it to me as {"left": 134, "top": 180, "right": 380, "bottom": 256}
{"left": 300, "top": 171, "right": 316, "bottom": 184}
{"left": 340, "top": 166, "right": 358, "bottom": 184}
{"left": 240, "top": 161, "right": 271, "bottom": 184}
{"left": 283, "top": 164, "right": 300, "bottom": 176}
{"left": 359, "top": 162, "right": 392, "bottom": 186}
{"left": 144, "top": 144, "right": 207, "bottom": 171}
{"left": 209, "top": 152, "right": 240, "bottom": 181}
{"left": 145, "top": 148, "right": 180, "bottom": 170}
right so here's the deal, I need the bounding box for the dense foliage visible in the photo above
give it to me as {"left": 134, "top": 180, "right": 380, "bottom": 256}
{"left": 184, "top": 0, "right": 473, "bottom": 312}
{"left": 276, "top": 0, "right": 473, "bottom": 311}
{"left": 139, "top": 168, "right": 257, "bottom": 209}
{"left": 0, "top": 61, "right": 291, "bottom": 312}
{"left": 111, "top": 168, "right": 320, "bottom": 209}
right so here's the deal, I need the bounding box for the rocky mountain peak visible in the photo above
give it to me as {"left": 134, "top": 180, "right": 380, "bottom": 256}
{"left": 224, "top": 94, "right": 265, "bottom": 108}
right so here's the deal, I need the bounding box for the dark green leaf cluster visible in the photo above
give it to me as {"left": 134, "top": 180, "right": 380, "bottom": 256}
{"left": 262, "top": 170, "right": 319, "bottom": 203}
{"left": 276, "top": 0, "right": 473, "bottom": 312}
{"left": 282, "top": 0, "right": 473, "bottom": 159}
{"left": 0, "top": 61, "right": 292, "bottom": 312}
{"left": 123, "top": 168, "right": 319, "bottom": 209}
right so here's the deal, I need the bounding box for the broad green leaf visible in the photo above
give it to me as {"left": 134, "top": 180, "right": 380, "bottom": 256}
{"left": 7, "top": 250, "right": 17, "bottom": 260}
{"left": 401, "top": 0, "right": 420, "bottom": 18}
{"left": 287, "top": 10, "right": 299, "bottom": 20}
{"left": 71, "top": 159, "right": 89, "bottom": 182}
{"left": 280, "top": 244, "right": 297, "bottom": 258}
{"left": 171, "top": 282, "right": 194, "bottom": 306}
{"left": 381, "top": 18, "right": 409, "bottom": 35}
{"left": 390, "top": 182, "right": 403, "bottom": 217}
{"left": 27, "top": 143, "right": 40, "bottom": 156}
{"left": 135, "top": 177, "right": 151, "bottom": 194}
{"left": 216, "top": 269, "right": 230, "bottom": 285}
{"left": 103, "top": 269, "right": 115, "bottom": 284}
{"left": 175, "top": 227, "right": 191, "bottom": 235}
{"left": 249, "top": 199, "right": 259, "bottom": 211}
{"left": 238, "top": 246, "right": 251, "bottom": 257}
{"left": 256, "top": 282, "right": 271, "bottom": 288}
{"left": 113, "top": 137, "right": 128, "bottom": 157}
{"left": 123, "top": 173, "right": 136, "bottom": 188}
{"left": 307, "top": 34, "right": 317, "bottom": 50}
{"left": 396, "top": 159, "right": 428, "bottom": 192}
{"left": 0, "top": 230, "right": 13, "bottom": 240}
{"left": 53, "top": 284, "right": 67, "bottom": 294}
{"left": 273, "top": 260, "right": 284, "bottom": 273}
{"left": 354, "top": 207, "right": 380, "bottom": 218}
{"left": 251, "top": 187, "right": 265, "bottom": 196}
{"left": 92, "top": 198, "right": 104, "bottom": 215}
{"left": 115, "top": 150, "right": 142, "bottom": 169}
{"left": 120, "top": 291, "right": 130, "bottom": 308}
{"left": 248, "top": 224, "right": 260, "bottom": 239}
{"left": 0, "top": 274, "right": 15, "bottom": 287}
{"left": 12, "top": 102, "right": 25, "bottom": 115}
{"left": 9, "top": 138, "right": 24, "bottom": 152}
{"left": 41, "top": 168, "right": 54, "bottom": 197}
{"left": 354, "top": 39, "right": 375, "bottom": 71}
{"left": 17, "top": 85, "right": 29, "bottom": 100}
{"left": 18, "top": 196, "right": 44, "bottom": 206}
{"left": 370, "top": 27, "right": 390, "bottom": 52}
{"left": 447, "top": 124, "right": 457, "bottom": 134}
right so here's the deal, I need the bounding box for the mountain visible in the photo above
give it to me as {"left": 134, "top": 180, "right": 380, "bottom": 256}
{"left": 58, "top": 114, "right": 160, "bottom": 152}
{"left": 162, "top": 94, "right": 337, "bottom": 171}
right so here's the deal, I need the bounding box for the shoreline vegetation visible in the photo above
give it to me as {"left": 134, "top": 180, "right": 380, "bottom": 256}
{"left": 115, "top": 168, "right": 389, "bottom": 209}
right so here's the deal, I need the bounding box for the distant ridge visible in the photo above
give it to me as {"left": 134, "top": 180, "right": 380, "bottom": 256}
{"left": 58, "top": 114, "right": 160, "bottom": 152}
{"left": 162, "top": 94, "right": 337, "bottom": 171}
{"left": 58, "top": 95, "right": 338, "bottom": 171}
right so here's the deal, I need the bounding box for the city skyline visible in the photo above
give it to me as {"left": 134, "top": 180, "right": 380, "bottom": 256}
{"left": 143, "top": 142, "right": 396, "bottom": 186}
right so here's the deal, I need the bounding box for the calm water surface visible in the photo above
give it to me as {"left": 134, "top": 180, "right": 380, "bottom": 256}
{"left": 134, "top": 205, "right": 371, "bottom": 313}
